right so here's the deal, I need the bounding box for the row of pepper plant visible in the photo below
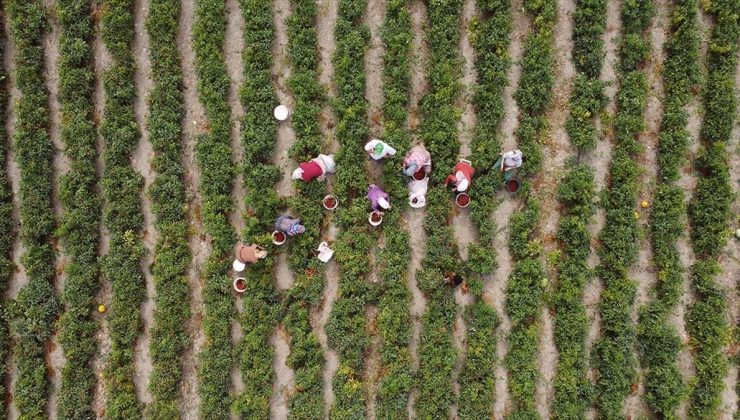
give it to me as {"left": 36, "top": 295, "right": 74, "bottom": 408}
{"left": 55, "top": 0, "right": 101, "bottom": 417}
{"left": 636, "top": 0, "right": 701, "bottom": 416}
{"left": 374, "top": 0, "right": 413, "bottom": 417}
{"left": 7, "top": 1, "right": 62, "bottom": 417}
{"left": 552, "top": 0, "right": 608, "bottom": 416}
{"left": 99, "top": 0, "right": 146, "bottom": 416}
{"left": 144, "top": 0, "right": 192, "bottom": 417}
{"left": 456, "top": 0, "right": 512, "bottom": 416}
{"left": 0, "top": 7, "right": 13, "bottom": 419}
{"left": 592, "top": 0, "right": 654, "bottom": 416}
{"left": 503, "top": 0, "right": 555, "bottom": 416}
{"left": 414, "top": 0, "right": 464, "bottom": 417}
{"left": 192, "top": 0, "right": 237, "bottom": 416}
{"left": 100, "top": 0, "right": 145, "bottom": 418}
{"left": 325, "top": 0, "right": 375, "bottom": 417}
{"left": 686, "top": 0, "right": 737, "bottom": 415}
{"left": 232, "top": 0, "right": 281, "bottom": 417}
{"left": 282, "top": 0, "right": 328, "bottom": 417}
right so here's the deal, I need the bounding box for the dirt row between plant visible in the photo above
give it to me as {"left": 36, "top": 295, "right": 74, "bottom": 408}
{"left": 581, "top": 1, "right": 621, "bottom": 417}
{"left": 489, "top": 0, "right": 530, "bottom": 414}
{"left": 91, "top": 6, "right": 113, "bottom": 415}
{"left": 535, "top": 0, "right": 578, "bottom": 415}
{"left": 450, "top": 1, "right": 478, "bottom": 417}
{"left": 313, "top": 0, "right": 340, "bottom": 418}
{"left": 404, "top": 1, "right": 430, "bottom": 416}
{"left": 2, "top": 7, "right": 22, "bottom": 419}
{"left": 270, "top": 0, "right": 297, "bottom": 418}
{"left": 363, "top": 0, "right": 386, "bottom": 417}
{"left": 177, "top": 0, "right": 209, "bottom": 416}
{"left": 130, "top": 0, "right": 157, "bottom": 407}
{"left": 623, "top": 0, "right": 669, "bottom": 415}
{"left": 41, "top": 0, "right": 68, "bottom": 416}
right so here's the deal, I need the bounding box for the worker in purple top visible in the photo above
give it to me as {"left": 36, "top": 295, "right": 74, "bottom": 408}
{"left": 366, "top": 184, "right": 390, "bottom": 212}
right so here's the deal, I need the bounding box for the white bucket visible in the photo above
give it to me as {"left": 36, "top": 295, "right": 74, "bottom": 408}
{"left": 272, "top": 230, "right": 286, "bottom": 245}
{"left": 233, "top": 277, "right": 247, "bottom": 293}
{"left": 274, "top": 105, "right": 290, "bottom": 121}
{"left": 369, "top": 211, "right": 383, "bottom": 226}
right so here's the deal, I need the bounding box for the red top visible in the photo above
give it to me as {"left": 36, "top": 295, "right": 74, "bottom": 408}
{"left": 445, "top": 161, "right": 475, "bottom": 186}
{"left": 299, "top": 160, "right": 323, "bottom": 182}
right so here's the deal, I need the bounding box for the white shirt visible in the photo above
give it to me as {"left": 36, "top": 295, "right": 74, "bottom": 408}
{"left": 365, "top": 139, "right": 397, "bottom": 160}
{"left": 408, "top": 178, "right": 428, "bottom": 208}
{"left": 502, "top": 150, "right": 523, "bottom": 169}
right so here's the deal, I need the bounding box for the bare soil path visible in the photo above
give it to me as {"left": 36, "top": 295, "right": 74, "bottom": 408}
{"left": 490, "top": 0, "right": 531, "bottom": 414}
{"left": 313, "top": 1, "right": 340, "bottom": 417}
{"left": 178, "top": 0, "right": 209, "bottom": 416}
{"left": 91, "top": 9, "right": 113, "bottom": 416}
{"left": 223, "top": 0, "right": 246, "bottom": 401}
{"left": 41, "top": 0, "right": 68, "bottom": 416}
{"left": 717, "top": 56, "right": 739, "bottom": 418}
{"left": 450, "top": 1, "right": 477, "bottom": 417}
{"left": 535, "top": 0, "right": 578, "bottom": 414}
{"left": 623, "top": 0, "right": 669, "bottom": 415}
{"left": 3, "top": 9, "right": 23, "bottom": 420}
{"left": 362, "top": 0, "right": 386, "bottom": 416}
{"left": 405, "top": 1, "right": 430, "bottom": 416}
{"left": 130, "top": 0, "right": 156, "bottom": 406}
{"left": 582, "top": 2, "right": 621, "bottom": 416}
{"left": 270, "top": 0, "right": 298, "bottom": 417}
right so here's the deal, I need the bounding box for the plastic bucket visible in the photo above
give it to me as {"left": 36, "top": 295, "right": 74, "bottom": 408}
{"left": 506, "top": 179, "right": 521, "bottom": 193}
{"left": 272, "top": 230, "right": 286, "bottom": 245}
{"left": 233, "top": 277, "right": 247, "bottom": 293}
{"left": 369, "top": 211, "right": 383, "bottom": 226}
{"left": 274, "top": 105, "right": 290, "bottom": 121}
{"left": 323, "top": 195, "right": 338, "bottom": 211}
{"left": 413, "top": 170, "right": 427, "bottom": 181}
{"left": 455, "top": 192, "right": 471, "bottom": 208}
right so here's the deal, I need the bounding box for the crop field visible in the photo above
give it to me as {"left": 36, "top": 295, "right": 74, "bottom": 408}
{"left": 0, "top": 0, "right": 737, "bottom": 419}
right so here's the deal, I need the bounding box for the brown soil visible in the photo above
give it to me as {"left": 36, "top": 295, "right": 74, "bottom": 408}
{"left": 407, "top": 0, "right": 430, "bottom": 136}
{"left": 130, "top": 0, "right": 156, "bottom": 406}
{"left": 365, "top": 0, "right": 386, "bottom": 139}
{"left": 270, "top": 325, "right": 295, "bottom": 420}
{"left": 272, "top": 0, "right": 297, "bottom": 199}
{"left": 177, "top": 0, "right": 209, "bottom": 416}
{"left": 314, "top": 257, "right": 339, "bottom": 419}
{"left": 40, "top": 1, "right": 66, "bottom": 415}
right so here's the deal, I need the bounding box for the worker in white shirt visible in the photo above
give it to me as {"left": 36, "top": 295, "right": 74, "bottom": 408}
{"left": 364, "top": 139, "right": 397, "bottom": 161}
{"left": 493, "top": 149, "right": 523, "bottom": 181}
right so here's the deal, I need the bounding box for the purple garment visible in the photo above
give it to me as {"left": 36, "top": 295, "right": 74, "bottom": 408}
{"left": 366, "top": 185, "right": 389, "bottom": 212}
{"left": 275, "top": 216, "right": 305, "bottom": 236}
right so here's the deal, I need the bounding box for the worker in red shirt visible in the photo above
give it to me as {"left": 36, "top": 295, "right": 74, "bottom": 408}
{"left": 444, "top": 159, "right": 475, "bottom": 193}
{"left": 291, "top": 154, "right": 336, "bottom": 182}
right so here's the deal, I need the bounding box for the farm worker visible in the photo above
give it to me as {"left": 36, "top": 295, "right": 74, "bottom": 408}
{"left": 232, "top": 243, "right": 267, "bottom": 272}
{"left": 493, "top": 149, "right": 523, "bottom": 181}
{"left": 444, "top": 160, "right": 475, "bottom": 193}
{"left": 443, "top": 272, "right": 464, "bottom": 287}
{"left": 291, "top": 154, "right": 336, "bottom": 182}
{"left": 275, "top": 216, "right": 306, "bottom": 236}
{"left": 364, "top": 139, "right": 396, "bottom": 160}
{"left": 408, "top": 177, "right": 428, "bottom": 208}
{"left": 403, "top": 145, "right": 432, "bottom": 176}
{"left": 316, "top": 241, "right": 334, "bottom": 263}
{"left": 367, "top": 184, "right": 391, "bottom": 212}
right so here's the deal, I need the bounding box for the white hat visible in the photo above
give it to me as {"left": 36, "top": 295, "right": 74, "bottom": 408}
{"left": 319, "top": 154, "right": 336, "bottom": 173}
{"left": 232, "top": 259, "right": 246, "bottom": 272}
{"left": 378, "top": 196, "right": 390, "bottom": 209}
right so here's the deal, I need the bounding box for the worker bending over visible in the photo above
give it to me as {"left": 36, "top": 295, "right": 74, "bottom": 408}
{"left": 364, "top": 139, "right": 396, "bottom": 161}
{"left": 445, "top": 159, "right": 475, "bottom": 192}
{"left": 493, "top": 149, "right": 523, "bottom": 181}
{"left": 367, "top": 184, "right": 391, "bottom": 212}
{"left": 292, "top": 154, "right": 336, "bottom": 182}
{"left": 233, "top": 243, "right": 267, "bottom": 272}
{"left": 275, "top": 216, "right": 305, "bottom": 236}
{"left": 403, "top": 145, "right": 432, "bottom": 176}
